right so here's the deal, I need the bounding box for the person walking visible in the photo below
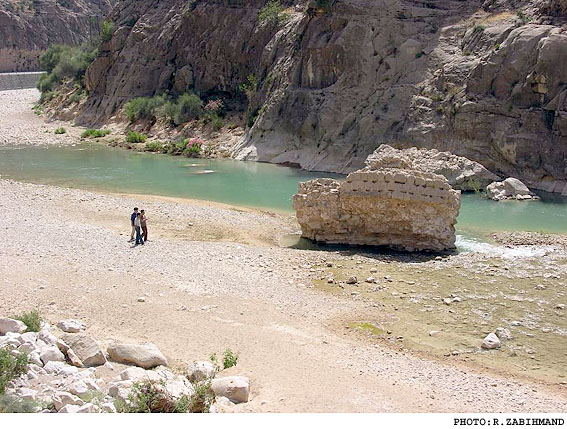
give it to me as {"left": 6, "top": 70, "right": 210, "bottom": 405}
{"left": 129, "top": 207, "right": 139, "bottom": 242}
{"left": 134, "top": 212, "right": 144, "bottom": 245}
{"left": 141, "top": 209, "right": 148, "bottom": 242}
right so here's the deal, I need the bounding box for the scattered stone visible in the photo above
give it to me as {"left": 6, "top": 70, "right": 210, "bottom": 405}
{"left": 0, "top": 318, "right": 27, "bottom": 335}
{"left": 137, "top": 297, "right": 146, "bottom": 303}
{"left": 43, "top": 361, "right": 67, "bottom": 374}
{"left": 56, "top": 320, "right": 86, "bottom": 333}
{"left": 77, "top": 403, "right": 96, "bottom": 413}
{"left": 67, "top": 380, "right": 89, "bottom": 396}
{"left": 365, "top": 277, "right": 376, "bottom": 283}
{"left": 52, "top": 391, "right": 84, "bottom": 411}
{"left": 429, "top": 330, "right": 441, "bottom": 337}
{"left": 107, "top": 343, "right": 168, "bottom": 369}
{"left": 101, "top": 402, "right": 117, "bottom": 413}
{"left": 346, "top": 276, "right": 357, "bottom": 284}
{"left": 495, "top": 327, "right": 512, "bottom": 340}
{"left": 61, "top": 334, "right": 106, "bottom": 367}
{"left": 59, "top": 404, "right": 81, "bottom": 413}
{"left": 211, "top": 376, "right": 250, "bottom": 404}
{"left": 481, "top": 333, "right": 501, "bottom": 350}
{"left": 556, "top": 304, "right": 565, "bottom": 310}
{"left": 187, "top": 361, "right": 217, "bottom": 383}
{"left": 443, "top": 298, "right": 452, "bottom": 305}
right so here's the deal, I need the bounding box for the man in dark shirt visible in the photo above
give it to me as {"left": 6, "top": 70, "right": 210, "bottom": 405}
{"left": 129, "top": 207, "right": 139, "bottom": 242}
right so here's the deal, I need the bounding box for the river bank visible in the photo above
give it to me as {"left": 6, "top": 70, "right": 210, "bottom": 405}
{"left": 1, "top": 179, "right": 567, "bottom": 412}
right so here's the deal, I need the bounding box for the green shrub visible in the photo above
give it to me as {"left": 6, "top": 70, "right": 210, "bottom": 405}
{"left": 37, "top": 42, "right": 98, "bottom": 97}
{"left": 126, "top": 130, "right": 147, "bottom": 143}
{"left": 258, "top": 0, "right": 289, "bottom": 25}
{"left": 222, "top": 348, "right": 239, "bottom": 369}
{"left": 167, "top": 93, "right": 203, "bottom": 125}
{"left": 12, "top": 310, "right": 42, "bottom": 332}
{"left": 0, "top": 350, "right": 28, "bottom": 394}
{"left": 115, "top": 380, "right": 213, "bottom": 413}
{"left": 316, "top": 0, "right": 333, "bottom": 11}
{"left": 81, "top": 129, "right": 111, "bottom": 138}
{"left": 0, "top": 395, "right": 38, "bottom": 413}
{"left": 124, "top": 95, "right": 166, "bottom": 122}
{"left": 100, "top": 20, "right": 115, "bottom": 42}
{"left": 54, "top": 127, "right": 66, "bottom": 135}
{"left": 183, "top": 143, "right": 201, "bottom": 157}
{"left": 144, "top": 141, "right": 163, "bottom": 152}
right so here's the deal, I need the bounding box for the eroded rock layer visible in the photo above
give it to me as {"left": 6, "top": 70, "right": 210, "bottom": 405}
{"left": 293, "top": 168, "right": 461, "bottom": 252}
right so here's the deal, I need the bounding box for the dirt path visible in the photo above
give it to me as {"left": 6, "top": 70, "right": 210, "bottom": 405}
{"left": 0, "top": 179, "right": 566, "bottom": 412}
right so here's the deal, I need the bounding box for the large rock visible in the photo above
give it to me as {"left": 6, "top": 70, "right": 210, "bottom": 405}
{"left": 293, "top": 152, "right": 461, "bottom": 252}
{"left": 39, "top": 347, "right": 66, "bottom": 365}
{"left": 0, "top": 318, "right": 27, "bottom": 335}
{"left": 486, "top": 178, "right": 538, "bottom": 201}
{"left": 211, "top": 376, "right": 250, "bottom": 404}
{"left": 61, "top": 334, "right": 106, "bottom": 367}
{"left": 107, "top": 343, "right": 168, "bottom": 369}
{"left": 365, "top": 145, "right": 500, "bottom": 191}
{"left": 52, "top": 392, "right": 84, "bottom": 412}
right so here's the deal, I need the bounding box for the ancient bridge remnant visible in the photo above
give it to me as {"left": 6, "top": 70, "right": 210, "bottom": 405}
{"left": 293, "top": 152, "right": 462, "bottom": 252}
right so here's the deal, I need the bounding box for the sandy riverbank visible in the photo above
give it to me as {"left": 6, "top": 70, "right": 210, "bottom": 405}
{"left": 1, "top": 179, "right": 566, "bottom": 412}
{"left": 1, "top": 87, "right": 567, "bottom": 412}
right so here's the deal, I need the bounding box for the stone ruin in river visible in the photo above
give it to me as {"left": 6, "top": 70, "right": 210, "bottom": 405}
{"left": 293, "top": 146, "right": 463, "bottom": 252}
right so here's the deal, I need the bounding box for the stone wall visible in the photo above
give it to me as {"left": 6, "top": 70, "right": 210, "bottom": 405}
{"left": 293, "top": 169, "right": 461, "bottom": 252}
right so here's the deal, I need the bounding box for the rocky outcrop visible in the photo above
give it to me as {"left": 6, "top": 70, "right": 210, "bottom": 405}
{"left": 366, "top": 145, "right": 500, "bottom": 191}
{"left": 486, "top": 177, "right": 539, "bottom": 200}
{"left": 67, "top": 0, "right": 566, "bottom": 193}
{"left": 293, "top": 151, "right": 461, "bottom": 252}
{"left": 0, "top": 0, "right": 111, "bottom": 72}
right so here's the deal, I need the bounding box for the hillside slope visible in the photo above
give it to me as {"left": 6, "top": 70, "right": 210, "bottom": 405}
{"left": 77, "top": 0, "right": 567, "bottom": 193}
{"left": 0, "top": 0, "right": 111, "bottom": 72}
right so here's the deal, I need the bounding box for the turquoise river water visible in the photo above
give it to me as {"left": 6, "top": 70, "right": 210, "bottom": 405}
{"left": 1, "top": 144, "right": 566, "bottom": 239}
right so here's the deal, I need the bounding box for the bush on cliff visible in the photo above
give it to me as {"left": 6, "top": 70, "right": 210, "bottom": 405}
{"left": 162, "top": 93, "right": 204, "bottom": 126}
{"left": 37, "top": 42, "right": 98, "bottom": 94}
{"left": 100, "top": 20, "right": 115, "bottom": 42}
{"left": 258, "top": 0, "right": 289, "bottom": 25}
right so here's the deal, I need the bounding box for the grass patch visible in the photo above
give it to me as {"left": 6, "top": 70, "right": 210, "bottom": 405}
{"left": 81, "top": 129, "right": 111, "bottom": 138}
{"left": 222, "top": 348, "right": 239, "bottom": 369}
{"left": 12, "top": 310, "right": 42, "bottom": 332}
{"left": 0, "top": 395, "right": 38, "bottom": 413}
{"left": 144, "top": 141, "right": 164, "bottom": 152}
{"left": 126, "top": 130, "right": 147, "bottom": 143}
{"left": 0, "top": 350, "right": 28, "bottom": 394}
{"left": 54, "top": 127, "right": 66, "bottom": 135}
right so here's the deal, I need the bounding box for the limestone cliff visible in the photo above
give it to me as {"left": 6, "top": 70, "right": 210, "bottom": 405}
{"left": 0, "top": 0, "right": 111, "bottom": 72}
{"left": 76, "top": 0, "right": 567, "bottom": 193}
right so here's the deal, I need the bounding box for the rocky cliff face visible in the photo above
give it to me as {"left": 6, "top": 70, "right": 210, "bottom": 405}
{"left": 79, "top": 0, "right": 567, "bottom": 193}
{"left": 0, "top": 0, "right": 111, "bottom": 72}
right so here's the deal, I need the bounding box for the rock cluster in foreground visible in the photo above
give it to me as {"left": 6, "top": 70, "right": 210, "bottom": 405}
{"left": 293, "top": 148, "right": 462, "bottom": 252}
{"left": 0, "top": 317, "right": 249, "bottom": 413}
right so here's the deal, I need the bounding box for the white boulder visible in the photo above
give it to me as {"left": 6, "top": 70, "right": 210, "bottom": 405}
{"left": 52, "top": 391, "right": 84, "bottom": 411}
{"left": 56, "top": 320, "right": 86, "bottom": 333}
{"left": 40, "top": 347, "right": 66, "bottom": 365}
{"left": 61, "top": 334, "right": 106, "bottom": 367}
{"left": 481, "top": 333, "right": 501, "bottom": 350}
{"left": 0, "top": 318, "right": 27, "bottom": 335}
{"left": 211, "top": 376, "right": 250, "bottom": 404}
{"left": 107, "top": 343, "right": 168, "bottom": 369}
{"left": 487, "top": 178, "right": 537, "bottom": 201}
